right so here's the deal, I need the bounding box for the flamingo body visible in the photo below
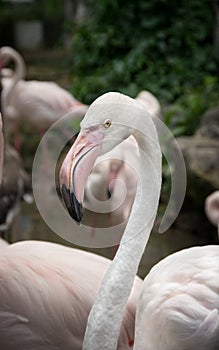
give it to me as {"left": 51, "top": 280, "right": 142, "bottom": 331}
{"left": 0, "top": 240, "right": 142, "bottom": 350}
{"left": 135, "top": 245, "right": 219, "bottom": 350}
{"left": 3, "top": 79, "right": 86, "bottom": 129}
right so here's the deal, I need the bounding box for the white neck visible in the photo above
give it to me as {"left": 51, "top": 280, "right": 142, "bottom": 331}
{"left": 3, "top": 49, "right": 25, "bottom": 109}
{"left": 82, "top": 108, "right": 162, "bottom": 349}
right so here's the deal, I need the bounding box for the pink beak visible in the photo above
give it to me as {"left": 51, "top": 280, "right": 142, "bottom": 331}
{"left": 59, "top": 127, "right": 104, "bottom": 223}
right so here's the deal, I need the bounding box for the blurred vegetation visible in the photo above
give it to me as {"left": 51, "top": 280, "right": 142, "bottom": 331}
{"left": 70, "top": 0, "right": 219, "bottom": 135}
{"left": 0, "top": 0, "right": 63, "bottom": 20}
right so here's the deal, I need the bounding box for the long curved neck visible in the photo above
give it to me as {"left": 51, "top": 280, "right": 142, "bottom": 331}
{"left": 3, "top": 49, "right": 25, "bottom": 108}
{"left": 82, "top": 111, "right": 162, "bottom": 349}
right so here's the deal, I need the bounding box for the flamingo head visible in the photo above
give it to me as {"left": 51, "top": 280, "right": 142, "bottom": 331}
{"left": 59, "top": 92, "right": 142, "bottom": 223}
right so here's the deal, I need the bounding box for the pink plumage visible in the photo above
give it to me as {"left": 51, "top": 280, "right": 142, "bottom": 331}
{"left": 0, "top": 240, "right": 142, "bottom": 350}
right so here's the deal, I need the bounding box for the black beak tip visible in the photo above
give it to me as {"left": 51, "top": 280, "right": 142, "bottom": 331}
{"left": 61, "top": 184, "right": 83, "bottom": 224}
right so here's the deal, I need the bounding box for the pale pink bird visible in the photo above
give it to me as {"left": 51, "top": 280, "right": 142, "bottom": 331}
{"left": 205, "top": 191, "right": 219, "bottom": 234}
{"left": 0, "top": 241, "right": 142, "bottom": 350}
{"left": 0, "top": 107, "right": 143, "bottom": 349}
{"left": 60, "top": 92, "right": 219, "bottom": 350}
{"left": 0, "top": 46, "right": 88, "bottom": 144}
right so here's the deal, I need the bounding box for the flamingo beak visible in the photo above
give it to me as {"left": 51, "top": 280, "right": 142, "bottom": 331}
{"left": 59, "top": 127, "right": 104, "bottom": 223}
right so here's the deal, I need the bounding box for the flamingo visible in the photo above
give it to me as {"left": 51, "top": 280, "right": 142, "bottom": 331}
{"left": 60, "top": 91, "right": 219, "bottom": 350}
{"left": 83, "top": 90, "right": 161, "bottom": 232}
{"left": 0, "top": 110, "right": 142, "bottom": 350}
{"left": 0, "top": 46, "right": 88, "bottom": 146}
{"left": 205, "top": 191, "right": 219, "bottom": 234}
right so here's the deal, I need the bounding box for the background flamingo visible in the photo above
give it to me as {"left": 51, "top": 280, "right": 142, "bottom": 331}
{"left": 60, "top": 92, "right": 219, "bottom": 350}
{"left": 0, "top": 46, "right": 88, "bottom": 147}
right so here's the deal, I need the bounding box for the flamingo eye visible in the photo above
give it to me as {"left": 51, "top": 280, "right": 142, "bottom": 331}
{"left": 104, "top": 119, "right": 112, "bottom": 128}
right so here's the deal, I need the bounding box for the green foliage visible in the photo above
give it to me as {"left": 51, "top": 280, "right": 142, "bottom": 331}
{"left": 0, "top": 0, "right": 63, "bottom": 21}
{"left": 164, "top": 76, "right": 219, "bottom": 135}
{"left": 70, "top": 0, "right": 219, "bottom": 135}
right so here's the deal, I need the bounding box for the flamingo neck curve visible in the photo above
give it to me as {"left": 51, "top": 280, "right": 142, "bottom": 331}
{"left": 82, "top": 104, "right": 162, "bottom": 350}
{"left": 3, "top": 48, "right": 25, "bottom": 111}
